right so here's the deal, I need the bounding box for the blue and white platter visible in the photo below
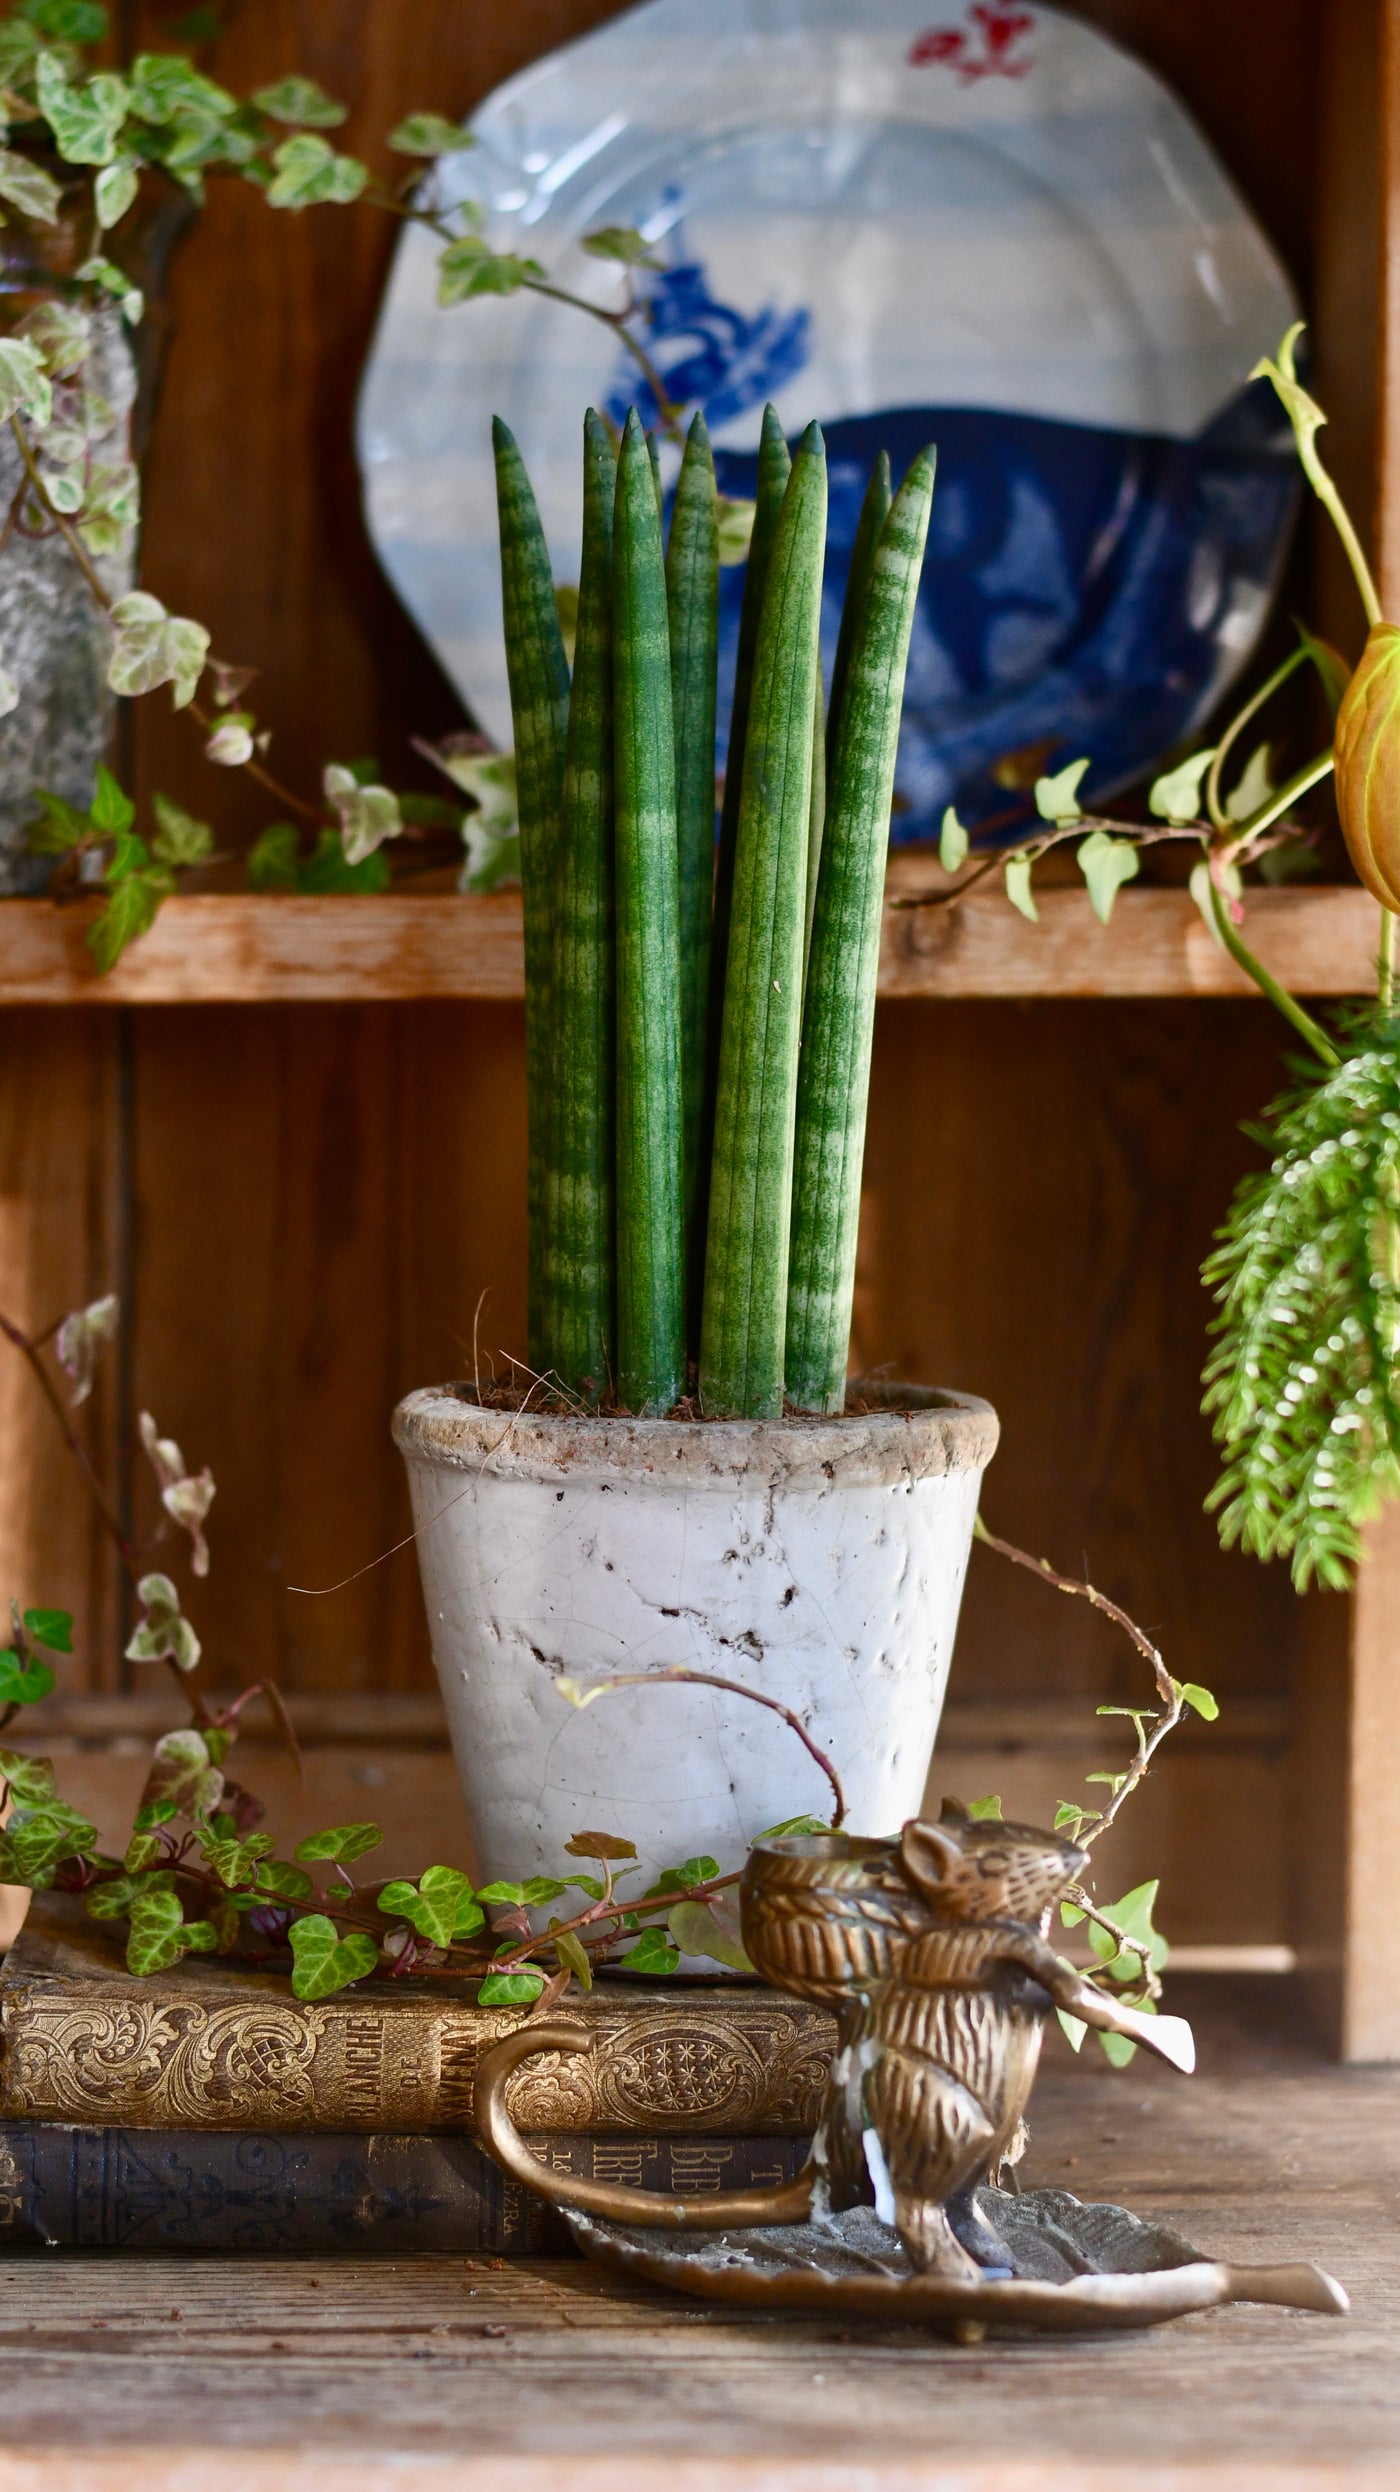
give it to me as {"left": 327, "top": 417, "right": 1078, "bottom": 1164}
{"left": 357, "top": 0, "right": 1301, "bottom": 840}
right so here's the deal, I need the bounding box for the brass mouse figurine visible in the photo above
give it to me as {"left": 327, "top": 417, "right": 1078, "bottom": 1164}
{"left": 474, "top": 1804, "right": 1195, "bottom": 2279}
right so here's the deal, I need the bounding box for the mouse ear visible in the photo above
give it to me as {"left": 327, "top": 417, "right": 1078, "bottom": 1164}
{"left": 938, "top": 1795, "right": 972, "bottom": 1826}
{"left": 899, "top": 1818, "right": 963, "bottom": 1895}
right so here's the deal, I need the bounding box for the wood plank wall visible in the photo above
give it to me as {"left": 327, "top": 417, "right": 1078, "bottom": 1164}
{"left": 0, "top": 1, "right": 1367, "bottom": 1944}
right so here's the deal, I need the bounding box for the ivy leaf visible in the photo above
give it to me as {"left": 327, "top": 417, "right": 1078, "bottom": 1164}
{"left": 267, "top": 132, "right": 367, "bottom": 208}
{"left": 0, "top": 149, "right": 61, "bottom": 225}
{"left": 437, "top": 238, "right": 543, "bottom": 304}
{"left": 0, "top": 1649, "right": 55, "bottom": 1706}
{"left": 1147, "top": 748, "right": 1216, "bottom": 825}
{"left": 95, "top": 159, "right": 138, "bottom": 229}
{"left": 1033, "top": 757, "right": 1090, "bottom": 825}
{"left": 1003, "top": 853, "right": 1038, "bottom": 922}
{"left": 126, "top": 52, "right": 235, "bottom": 125}
{"left": 294, "top": 1822, "right": 382, "bottom": 1866}
{"left": 246, "top": 822, "right": 300, "bottom": 891}
{"left": 0, "top": 1749, "right": 56, "bottom": 1804}
{"left": 199, "top": 1829, "right": 274, "bottom": 1888}
{"left": 0, "top": 336, "right": 52, "bottom": 427}
{"left": 85, "top": 1867, "right": 172, "bottom": 1922}
{"left": 477, "top": 1968, "right": 546, "bottom": 2006}
{"left": 124, "top": 1572, "right": 200, "bottom": 1673}
{"left": 151, "top": 792, "right": 213, "bottom": 868}
{"left": 286, "top": 1914, "right": 377, "bottom": 2000}
{"left": 35, "top": 56, "right": 130, "bottom": 166}
{"left": 939, "top": 805, "right": 970, "bottom": 873}
{"left": 25, "top": 1594, "right": 75, "bottom": 1654}
{"left": 550, "top": 1926, "right": 593, "bottom": 1989}
{"left": 141, "top": 1726, "right": 223, "bottom": 1824}
{"left": 245, "top": 1856, "right": 310, "bottom": 1902}
{"left": 124, "top": 1886, "right": 185, "bottom": 1972}
{"left": 138, "top": 1411, "right": 215, "bottom": 1574}
{"left": 565, "top": 1830, "right": 637, "bottom": 1862}
{"left": 752, "top": 1815, "right": 829, "bottom": 1841}
{"left": 294, "top": 827, "right": 391, "bottom": 895}
{"left": 6, "top": 1799, "right": 98, "bottom": 1886}
{"left": 1076, "top": 827, "right": 1139, "bottom": 925}
{"left": 27, "top": 789, "right": 92, "bottom": 856}
{"left": 1224, "top": 740, "right": 1275, "bottom": 825}
{"left": 376, "top": 1864, "right": 482, "bottom": 1948}
{"left": 108, "top": 591, "right": 209, "bottom": 706}
{"left": 715, "top": 495, "right": 755, "bottom": 565}
{"left": 581, "top": 224, "right": 661, "bottom": 269}
{"left": 88, "top": 866, "right": 170, "bottom": 971}
{"left": 77, "top": 255, "right": 143, "bottom": 324}
{"left": 253, "top": 76, "right": 348, "bottom": 129}
{"left": 966, "top": 1794, "right": 1003, "bottom": 1821}
{"left": 389, "top": 112, "right": 472, "bottom": 157}
{"left": 26, "top": 1, "right": 110, "bottom": 38}
{"left": 667, "top": 1897, "right": 752, "bottom": 1973}
{"left": 56, "top": 1294, "right": 118, "bottom": 1405}
{"left": 618, "top": 1926, "right": 680, "bottom": 1976}
{"left": 322, "top": 764, "right": 401, "bottom": 866}
{"left": 1179, "top": 1681, "right": 1220, "bottom": 1722}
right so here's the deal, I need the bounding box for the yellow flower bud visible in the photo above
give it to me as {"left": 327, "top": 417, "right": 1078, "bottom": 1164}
{"left": 1335, "top": 622, "right": 1400, "bottom": 912}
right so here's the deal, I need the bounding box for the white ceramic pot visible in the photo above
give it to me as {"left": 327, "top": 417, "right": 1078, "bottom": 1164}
{"left": 392, "top": 1383, "right": 998, "bottom": 1887}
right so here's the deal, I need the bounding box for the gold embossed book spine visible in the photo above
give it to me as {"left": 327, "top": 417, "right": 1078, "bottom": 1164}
{"left": 0, "top": 1903, "right": 834, "bottom": 2134}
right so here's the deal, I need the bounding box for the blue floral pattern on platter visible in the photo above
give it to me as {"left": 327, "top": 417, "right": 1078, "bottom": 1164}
{"left": 356, "top": 0, "right": 1303, "bottom": 843}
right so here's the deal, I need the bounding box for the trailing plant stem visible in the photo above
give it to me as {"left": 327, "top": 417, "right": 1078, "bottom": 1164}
{"left": 1205, "top": 879, "right": 1340, "bottom": 1066}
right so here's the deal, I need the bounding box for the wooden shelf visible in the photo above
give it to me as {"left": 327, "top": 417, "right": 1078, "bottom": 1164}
{"left": 0, "top": 871, "right": 1377, "bottom": 1005}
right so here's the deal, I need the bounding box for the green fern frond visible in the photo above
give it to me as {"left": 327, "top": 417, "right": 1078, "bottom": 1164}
{"left": 1204, "top": 1008, "right": 1400, "bottom": 1589}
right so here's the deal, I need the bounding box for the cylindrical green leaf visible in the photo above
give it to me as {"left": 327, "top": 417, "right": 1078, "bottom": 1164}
{"left": 699, "top": 422, "right": 828, "bottom": 1419}
{"left": 665, "top": 411, "right": 720, "bottom": 1345}
{"left": 786, "top": 448, "right": 936, "bottom": 1414}
{"left": 701, "top": 407, "right": 792, "bottom": 1187}
{"left": 548, "top": 409, "right": 617, "bottom": 1398}
{"left": 492, "top": 415, "right": 571, "bottom": 1373}
{"left": 613, "top": 408, "right": 685, "bottom": 1414}
{"left": 826, "top": 450, "right": 891, "bottom": 776}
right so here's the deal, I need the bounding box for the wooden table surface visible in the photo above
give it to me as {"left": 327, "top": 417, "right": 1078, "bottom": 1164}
{"left": 0, "top": 1981, "right": 1394, "bottom": 2492}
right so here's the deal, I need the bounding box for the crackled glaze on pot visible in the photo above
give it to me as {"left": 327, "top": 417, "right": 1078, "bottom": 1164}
{"left": 393, "top": 1384, "right": 997, "bottom": 1885}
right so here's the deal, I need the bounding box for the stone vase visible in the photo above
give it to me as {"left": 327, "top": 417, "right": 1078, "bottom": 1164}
{"left": 392, "top": 1382, "right": 998, "bottom": 1888}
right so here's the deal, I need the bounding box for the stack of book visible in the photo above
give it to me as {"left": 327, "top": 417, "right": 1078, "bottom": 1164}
{"left": 0, "top": 1898, "right": 831, "bottom": 2253}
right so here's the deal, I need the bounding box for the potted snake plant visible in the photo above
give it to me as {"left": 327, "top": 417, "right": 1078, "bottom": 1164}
{"left": 394, "top": 404, "right": 998, "bottom": 1889}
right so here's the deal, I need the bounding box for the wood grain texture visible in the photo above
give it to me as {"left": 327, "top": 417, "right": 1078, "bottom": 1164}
{"left": 0, "top": 882, "right": 1379, "bottom": 1004}
{"left": 0, "top": 1986, "right": 1387, "bottom": 2482}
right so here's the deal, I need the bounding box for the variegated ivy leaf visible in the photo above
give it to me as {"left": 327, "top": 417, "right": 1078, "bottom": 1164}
{"left": 95, "top": 158, "right": 139, "bottom": 230}
{"left": 253, "top": 76, "right": 348, "bottom": 129}
{"left": 0, "top": 147, "right": 60, "bottom": 225}
{"left": 125, "top": 52, "right": 236, "bottom": 127}
{"left": 1033, "top": 756, "right": 1090, "bottom": 826}
{"left": 582, "top": 225, "right": 662, "bottom": 270}
{"left": 1224, "top": 740, "right": 1275, "bottom": 825}
{"left": 715, "top": 495, "right": 756, "bottom": 566}
{"left": 124, "top": 1572, "right": 200, "bottom": 1672}
{"left": 1003, "top": 853, "right": 1038, "bottom": 922}
{"left": 0, "top": 337, "right": 52, "bottom": 428}
{"left": 205, "top": 719, "right": 253, "bottom": 767}
{"left": 1076, "top": 827, "right": 1140, "bottom": 925}
{"left": 139, "top": 1410, "right": 215, "bottom": 1576}
{"left": 939, "top": 805, "right": 970, "bottom": 873}
{"left": 35, "top": 56, "right": 129, "bottom": 167}
{"left": 1147, "top": 748, "right": 1216, "bottom": 826}
{"left": 436, "top": 238, "right": 544, "bottom": 304}
{"left": 56, "top": 1291, "right": 119, "bottom": 1405}
{"left": 323, "top": 764, "right": 402, "bottom": 866}
{"left": 141, "top": 1726, "right": 223, "bottom": 1824}
{"left": 267, "top": 133, "right": 367, "bottom": 209}
{"left": 21, "top": 296, "right": 97, "bottom": 377}
{"left": 151, "top": 793, "right": 213, "bottom": 868}
{"left": 389, "top": 112, "right": 473, "bottom": 157}
{"left": 108, "top": 592, "right": 209, "bottom": 708}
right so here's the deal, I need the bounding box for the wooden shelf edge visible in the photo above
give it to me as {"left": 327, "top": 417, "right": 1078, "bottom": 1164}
{"left": 0, "top": 879, "right": 1377, "bottom": 1005}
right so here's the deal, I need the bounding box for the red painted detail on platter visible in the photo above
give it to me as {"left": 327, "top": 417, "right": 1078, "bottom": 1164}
{"left": 910, "top": 5, "right": 1035, "bottom": 81}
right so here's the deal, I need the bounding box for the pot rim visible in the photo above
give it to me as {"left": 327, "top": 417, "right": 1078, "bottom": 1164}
{"left": 392, "top": 1377, "right": 999, "bottom": 1488}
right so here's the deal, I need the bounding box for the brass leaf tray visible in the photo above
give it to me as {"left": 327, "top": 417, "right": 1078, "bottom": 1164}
{"left": 566, "top": 2187, "right": 1349, "bottom": 2339}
